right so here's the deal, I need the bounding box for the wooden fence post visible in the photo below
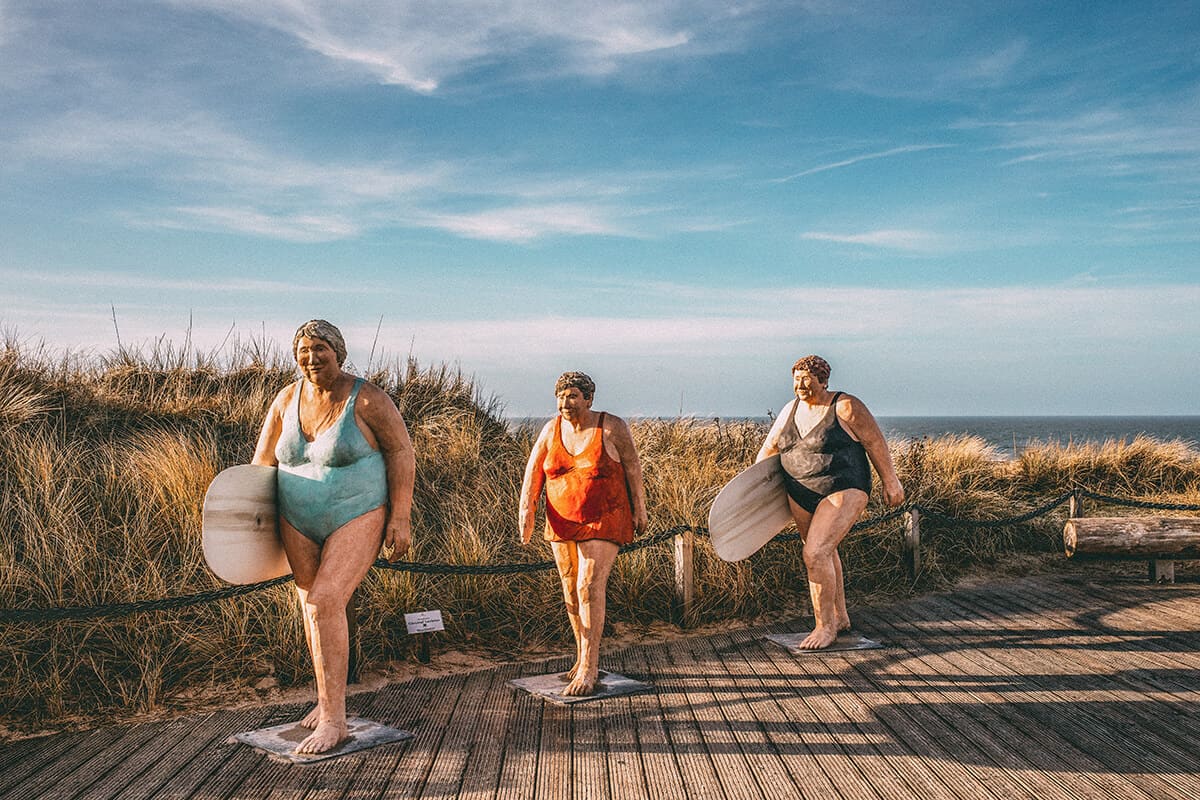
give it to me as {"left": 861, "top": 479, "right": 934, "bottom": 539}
{"left": 903, "top": 509, "right": 921, "bottom": 580}
{"left": 674, "top": 529, "right": 695, "bottom": 628}
{"left": 1069, "top": 491, "right": 1084, "bottom": 519}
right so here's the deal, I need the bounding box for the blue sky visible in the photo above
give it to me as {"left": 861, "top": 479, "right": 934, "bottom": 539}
{"left": 2, "top": 0, "right": 1198, "bottom": 416}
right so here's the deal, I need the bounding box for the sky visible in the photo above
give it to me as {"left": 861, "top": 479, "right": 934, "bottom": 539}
{"left": 2, "top": 0, "right": 1198, "bottom": 417}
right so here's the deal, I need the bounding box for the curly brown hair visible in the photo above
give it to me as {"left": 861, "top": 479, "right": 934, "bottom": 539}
{"left": 554, "top": 371, "right": 595, "bottom": 400}
{"left": 791, "top": 355, "right": 830, "bottom": 384}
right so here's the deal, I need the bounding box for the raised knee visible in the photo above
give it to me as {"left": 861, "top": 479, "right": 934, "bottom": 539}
{"left": 803, "top": 542, "right": 834, "bottom": 567}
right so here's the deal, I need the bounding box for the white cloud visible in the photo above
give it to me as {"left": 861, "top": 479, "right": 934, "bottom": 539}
{"left": 957, "top": 39, "right": 1029, "bottom": 86}
{"left": 9, "top": 106, "right": 667, "bottom": 243}
{"left": 134, "top": 206, "right": 363, "bottom": 243}
{"left": 171, "top": 0, "right": 740, "bottom": 92}
{"left": 416, "top": 204, "right": 627, "bottom": 242}
{"left": 5, "top": 281, "right": 1198, "bottom": 414}
{"left": 0, "top": 266, "right": 396, "bottom": 295}
{"left": 972, "top": 106, "right": 1200, "bottom": 176}
{"left": 801, "top": 228, "right": 948, "bottom": 253}
{"left": 373, "top": 283, "right": 1200, "bottom": 362}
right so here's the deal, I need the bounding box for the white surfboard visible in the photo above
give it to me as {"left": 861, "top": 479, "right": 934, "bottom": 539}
{"left": 201, "top": 464, "right": 291, "bottom": 584}
{"left": 707, "top": 455, "right": 795, "bottom": 562}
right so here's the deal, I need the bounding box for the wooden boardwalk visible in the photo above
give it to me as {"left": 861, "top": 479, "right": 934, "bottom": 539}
{"left": 4, "top": 571, "right": 1200, "bottom": 799}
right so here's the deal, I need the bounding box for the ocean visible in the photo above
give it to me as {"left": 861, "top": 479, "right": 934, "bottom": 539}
{"left": 875, "top": 416, "right": 1200, "bottom": 459}
{"left": 510, "top": 415, "right": 1200, "bottom": 460}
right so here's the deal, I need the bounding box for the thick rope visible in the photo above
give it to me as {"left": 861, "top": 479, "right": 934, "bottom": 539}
{"left": 4, "top": 491, "right": 1199, "bottom": 624}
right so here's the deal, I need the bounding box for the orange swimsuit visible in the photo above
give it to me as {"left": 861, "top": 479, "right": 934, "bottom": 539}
{"left": 542, "top": 413, "right": 635, "bottom": 545}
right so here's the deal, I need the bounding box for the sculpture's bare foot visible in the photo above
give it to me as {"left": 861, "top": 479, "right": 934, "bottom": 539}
{"left": 797, "top": 626, "right": 839, "bottom": 650}
{"left": 837, "top": 617, "right": 852, "bottom": 633}
{"left": 561, "top": 671, "right": 597, "bottom": 697}
{"left": 299, "top": 705, "right": 321, "bottom": 729}
{"left": 294, "top": 721, "right": 349, "bottom": 755}
{"left": 558, "top": 660, "right": 582, "bottom": 681}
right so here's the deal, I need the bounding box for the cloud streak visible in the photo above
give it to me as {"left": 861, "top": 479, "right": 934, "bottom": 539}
{"left": 0, "top": 266, "right": 396, "bottom": 295}
{"left": 172, "top": 0, "right": 748, "bottom": 92}
{"left": 771, "top": 144, "right": 953, "bottom": 183}
{"left": 801, "top": 228, "right": 949, "bottom": 254}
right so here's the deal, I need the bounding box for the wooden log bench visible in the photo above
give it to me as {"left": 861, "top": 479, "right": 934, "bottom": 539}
{"left": 1063, "top": 516, "right": 1200, "bottom": 583}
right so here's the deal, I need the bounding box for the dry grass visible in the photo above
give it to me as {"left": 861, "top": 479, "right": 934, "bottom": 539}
{"left": 2, "top": 336, "right": 1199, "bottom": 730}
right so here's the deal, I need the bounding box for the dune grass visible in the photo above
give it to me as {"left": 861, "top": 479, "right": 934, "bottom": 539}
{"left": 2, "top": 337, "right": 1199, "bottom": 729}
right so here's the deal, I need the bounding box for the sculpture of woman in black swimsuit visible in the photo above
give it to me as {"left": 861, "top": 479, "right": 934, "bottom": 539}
{"left": 756, "top": 355, "right": 905, "bottom": 649}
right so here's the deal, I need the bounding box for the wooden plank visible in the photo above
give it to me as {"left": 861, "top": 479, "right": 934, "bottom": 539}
{"left": 142, "top": 708, "right": 277, "bottom": 800}
{"left": 454, "top": 663, "right": 523, "bottom": 800}
{"left": 416, "top": 667, "right": 500, "bottom": 799}
{"left": 825, "top": 635, "right": 1014, "bottom": 800}
{"left": 1062, "top": 579, "right": 1200, "bottom": 649}
{"left": 797, "top": 647, "right": 963, "bottom": 800}
{"left": 0, "top": 730, "right": 91, "bottom": 798}
{"left": 376, "top": 673, "right": 473, "bottom": 799}
{"left": 883, "top": 592, "right": 1166, "bottom": 800}
{"left": 174, "top": 706, "right": 289, "bottom": 800}
{"left": 570, "top": 680, "right": 611, "bottom": 800}
{"left": 12, "top": 573, "right": 1200, "bottom": 800}
{"left": 601, "top": 645, "right": 654, "bottom": 800}
{"left": 841, "top": 614, "right": 1043, "bottom": 800}
{"left": 890, "top": 592, "right": 1158, "bottom": 800}
{"left": 763, "top": 623, "right": 915, "bottom": 800}
{"left": 14, "top": 722, "right": 161, "bottom": 800}
{"left": 634, "top": 640, "right": 726, "bottom": 799}
{"left": 72, "top": 712, "right": 223, "bottom": 800}
{"left": 948, "top": 581, "right": 1200, "bottom": 785}
{"left": 962, "top": 579, "right": 1200, "bottom": 712}
{"left": 611, "top": 643, "right": 687, "bottom": 800}
{"left": 534, "top": 662, "right": 573, "bottom": 800}
{"left": 207, "top": 703, "right": 311, "bottom": 800}
{"left": 495, "top": 659, "right": 551, "bottom": 800}
{"left": 759, "top": 621, "right": 891, "bottom": 800}
{"left": 702, "top": 628, "right": 843, "bottom": 799}
{"left": 326, "top": 669, "right": 459, "bottom": 800}
{"left": 855, "top": 605, "right": 1122, "bottom": 800}
{"left": 668, "top": 635, "right": 770, "bottom": 800}
{"left": 988, "top": 578, "right": 1200, "bottom": 699}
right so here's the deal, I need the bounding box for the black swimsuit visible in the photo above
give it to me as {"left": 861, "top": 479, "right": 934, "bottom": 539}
{"left": 777, "top": 392, "right": 872, "bottom": 513}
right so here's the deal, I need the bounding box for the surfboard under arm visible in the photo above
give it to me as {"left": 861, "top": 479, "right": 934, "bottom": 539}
{"left": 706, "top": 454, "right": 794, "bottom": 562}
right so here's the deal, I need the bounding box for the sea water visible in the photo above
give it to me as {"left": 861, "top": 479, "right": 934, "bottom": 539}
{"left": 875, "top": 416, "right": 1200, "bottom": 460}
{"left": 510, "top": 416, "right": 1200, "bottom": 461}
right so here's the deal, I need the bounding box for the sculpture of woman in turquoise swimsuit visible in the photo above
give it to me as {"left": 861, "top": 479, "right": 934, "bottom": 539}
{"left": 252, "top": 319, "right": 416, "bottom": 755}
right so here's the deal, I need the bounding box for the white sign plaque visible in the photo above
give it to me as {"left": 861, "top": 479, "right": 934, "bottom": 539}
{"left": 404, "top": 610, "right": 445, "bottom": 634}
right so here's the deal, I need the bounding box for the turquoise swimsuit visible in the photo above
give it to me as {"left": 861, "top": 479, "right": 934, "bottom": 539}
{"left": 275, "top": 377, "right": 388, "bottom": 545}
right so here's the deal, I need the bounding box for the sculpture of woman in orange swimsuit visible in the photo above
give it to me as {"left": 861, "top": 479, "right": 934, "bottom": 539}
{"left": 518, "top": 372, "right": 648, "bottom": 696}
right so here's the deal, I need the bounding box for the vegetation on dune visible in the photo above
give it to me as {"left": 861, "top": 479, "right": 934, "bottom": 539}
{"left": 2, "top": 337, "right": 1199, "bottom": 729}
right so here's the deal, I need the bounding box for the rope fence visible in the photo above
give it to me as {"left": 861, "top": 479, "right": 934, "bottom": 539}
{"left": 4, "top": 491, "right": 1199, "bottom": 626}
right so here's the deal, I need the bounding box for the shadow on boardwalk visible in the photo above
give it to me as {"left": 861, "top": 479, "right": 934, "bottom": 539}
{"left": 3, "top": 570, "right": 1200, "bottom": 799}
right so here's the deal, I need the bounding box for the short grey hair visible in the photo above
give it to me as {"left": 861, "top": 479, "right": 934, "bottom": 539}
{"left": 292, "top": 319, "right": 347, "bottom": 366}
{"left": 554, "top": 371, "right": 595, "bottom": 400}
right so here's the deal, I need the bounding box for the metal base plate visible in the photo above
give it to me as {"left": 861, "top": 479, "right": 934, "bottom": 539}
{"left": 508, "top": 670, "right": 652, "bottom": 705}
{"left": 229, "top": 716, "right": 414, "bottom": 764}
{"left": 765, "top": 631, "right": 883, "bottom": 654}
